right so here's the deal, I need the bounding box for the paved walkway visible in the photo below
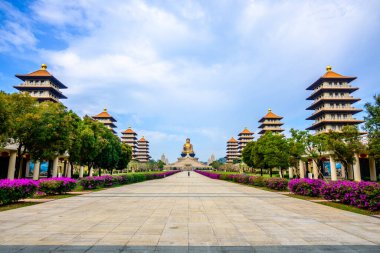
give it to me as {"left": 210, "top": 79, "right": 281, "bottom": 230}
{"left": 0, "top": 172, "right": 379, "bottom": 252}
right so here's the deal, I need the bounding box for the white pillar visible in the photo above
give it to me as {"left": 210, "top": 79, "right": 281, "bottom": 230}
{"left": 67, "top": 163, "right": 72, "bottom": 178}
{"left": 369, "top": 157, "right": 377, "bottom": 182}
{"left": 353, "top": 154, "right": 361, "bottom": 182}
{"left": 299, "top": 160, "right": 305, "bottom": 179}
{"left": 52, "top": 156, "right": 59, "bottom": 177}
{"left": 33, "top": 161, "right": 40, "bottom": 180}
{"left": 341, "top": 163, "right": 346, "bottom": 179}
{"left": 79, "top": 166, "right": 84, "bottom": 178}
{"left": 288, "top": 167, "right": 294, "bottom": 179}
{"left": 329, "top": 155, "right": 337, "bottom": 181}
{"left": 89, "top": 167, "right": 93, "bottom": 176}
{"left": 312, "top": 160, "right": 319, "bottom": 179}
{"left": 7, "top": 151, "right": 17, "bottom": 180}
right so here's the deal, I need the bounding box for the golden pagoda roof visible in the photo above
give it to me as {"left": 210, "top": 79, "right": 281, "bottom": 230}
{"left": 138, "top": 136, "right": 148, "bottom": 142}
{"left": 227, "top": 137, "right": 238, "bottom": 143}
{"left": 307, "top": 66, "right": 356, "bottom": 90}
{"left": 121, "top": 127, "right": 136, "bottom": 134}
{"left": 258, "top": 109, "right": 283, "bottom": 122}
{"left": 93, "top": 108, "right": 116, "bottom": 122}
{"left": 15, "top": 64, "right": 67, "bottom": 89}
{"left": 238, "top": 127, "right": 253, "bottom": 135}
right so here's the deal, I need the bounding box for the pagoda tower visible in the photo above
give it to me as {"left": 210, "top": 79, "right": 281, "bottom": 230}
{"left": 238, "top": 128, "right": 254, "bottom": 155}
{"left": 14, "top": 64, "right": 67, "bottom": 103}
{"left": 306, "top": 66, "right": 363, "bottom": 133}
{"left": 121, "top": 127, "right": 138, "bottom": 159}
{"left": 92, "top": 108, "right": 117, "bottom": 134}
{"left": 136, "top": 137, "right": 150, "bottom": 163}
{"left": 258, "top": 109, "right": 284, "bottom": 135}
{"left": 226, "top": 137, "right": 239, "bottom": 163}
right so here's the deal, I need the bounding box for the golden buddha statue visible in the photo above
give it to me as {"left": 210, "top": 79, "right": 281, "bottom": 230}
{"left": 181, "top": 138, "right": 195, "bottom": 157}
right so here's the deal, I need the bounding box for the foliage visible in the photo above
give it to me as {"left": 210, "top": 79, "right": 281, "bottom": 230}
{"left": 320, "top": 181, "right": 380, "bottom": 211}
{"left": 194, "top": 170, "right": 220, "bottom": 179}
{"left": 248, "top": 176, "right": 266, "bottom": 187}
{"left": 304, "top": 133, "right": 329, "bottom": 179}
{"left": 264, "top": 178, "right": 288, "bottom": 190}
{"left": 0, "top": 92, "right": 10, "bottom": 145}
{"left": 0, "top": 179, "right": 39, "bottom": 205}
{"left": 210, "top": 160, "right": 223, "bottom": 169}
{"left": 287, "top": 129, "right": 308, "bottom": 177}
{"left": 241, "top": 141, "right": 255, "bottom": 168}
{"left": 117, "top": 143, "right": 132, "bottom": 171}
{"left": 364, "top": 95, "right": 380, "bottom": 160}
{"left": 324, "top": 126, "right": 363, "bottom": 179}
{"left": 38, "top": 178, "right": 77, "bottom": 195}
{"left": 288, "top": 178, "right": 326, "bottom": 197}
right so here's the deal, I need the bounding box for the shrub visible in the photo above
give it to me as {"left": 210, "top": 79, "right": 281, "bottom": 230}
{"left": 288, "top": 179, "right": 326, "bottom": 197}
{"left": 321, "top": 181, "right": 380, "bottom": 211}
{"left": 0, "top": 179, "right": 39, "bottom": 205}
{"left": 264, "top": 178, "right": 288, "bottom": 191}
{"left": 39, "top": 178, "right": 77, "bottom": 195}
{"left": 194, "top": 170, "right": 220, "bottom": 179}
{"left": 248, "top": 176, "right": 265, "bottom": 187}
{"left": 80, "top": 176, "right": 104, "bottom": 190}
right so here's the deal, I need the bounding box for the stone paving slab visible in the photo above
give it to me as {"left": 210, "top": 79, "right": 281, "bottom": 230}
{"left": 0, "top": 172, "right": 379, "bottom": 252}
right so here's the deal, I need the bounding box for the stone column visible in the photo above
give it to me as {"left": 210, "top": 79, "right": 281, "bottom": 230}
{"left": 353, "top": 154, "right": 361, "bottom": 182}
{"left": 288, "top": 167, "right": 294, "bottom": 179}
{"left": 52, "top": 156, "right": 59, "bottom": 178}
{"left": 7, "top": 151, "right": 17, "bottom": 180}
{"left": 67, "top": 163, "right": 72, "bottom": 178}
{"left": 312, "top": 160, "right": 319, "bottom": 179}
{"left": 33, "top": 161, "right": 41, "bottom": 180}
{"left": 299, "top": 160, "right": 305, "bottom": 179}
{"left": 341, "top": 163, "right": 346, "bottom": 179}
{"left": 89, "top": 167, "right": 93, "bottom": 176}
{"left": 369, "top": 157, "right": 377, "bottom": 182}
{"left": 329, "top": 155, "right": 337, "bottom": 181}
{"left": 79, "top": 166, "right": 84, "bottom": 178}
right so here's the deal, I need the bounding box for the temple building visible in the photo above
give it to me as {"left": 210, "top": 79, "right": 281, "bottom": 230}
{"left": 160, "top": 154, "right": 169, "bottom": 164}
{"left": 165, "top": 138, "right": 210, "bottom": 170}
{"left": 121, "top": 127, "right": 138, "bottom": 159}
{"left": 92, "top": 108, "right": 117, "bottom": 134}
{"left": 226, "top": 137, "right": 239, "bottom": 163}
{"left": 306, "top": 66, "right": 363, "bottom": 133}
{"left": 14, "top": 64, "right": 67, "bottom": 103}
{"left": 258, "top": 109, "right": 284, "bottom": 135}
{"left": 238, "top": 128, "right": 254, "bottom": 155}
{"left": 207, "top": 154, "right": 216, "bottom": 165}
{"left": 136, "top": 137, "right": 150, "bottom": 163}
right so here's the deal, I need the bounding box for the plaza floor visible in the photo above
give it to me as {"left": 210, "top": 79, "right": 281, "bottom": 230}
{"left": 0, "top": 172, "right": 379, "bottom": 253}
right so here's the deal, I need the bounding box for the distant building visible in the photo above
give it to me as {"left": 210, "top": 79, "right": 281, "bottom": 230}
{"left": 258, "top": 109, "right": 284, "bottom": 135}
{"left": 160, "top": 154, "right": 169, "bottom": 164}
{"left": 207, "top": 154, "right": 216, "bottom": 165}
{"left": 14, "top": 64, "right": 67, "bottom": 103}
{"left": 92, "top": 108, "right": 117, "bottom": 134}
{"left": 121, "top": 127, "right": 138, "bottom": 159}
{"left": 226, "top": 137, "right": 239, "bottom": 163}
{"left": 136, "top": 137, "right": 150, "bottom": 163}
{"left": 306, "top": 66, "right": 363, "bottom": 134}
{"left": 238, "top": 128, "right": 254, "bottom": 155}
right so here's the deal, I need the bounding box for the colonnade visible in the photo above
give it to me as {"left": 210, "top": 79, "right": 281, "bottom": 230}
{"left": 288, "top": 155, "right": 378, "bottom": 182}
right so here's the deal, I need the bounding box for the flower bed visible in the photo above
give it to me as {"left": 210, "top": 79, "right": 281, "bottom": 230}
{"left": 248, "top": 176, "right": 265, "bottom": 187}
{"left": 80, "top": 170, "right": 180, "bottom": 190}
{"left": 39, "top": 178, "right": 77, "bottom": 195}
{"left": 0, "top": 179, "right": 39, "bottom": 205}
{"left": 320, "top": 181, "right": 380, "bottom": 211}
{"left": 288, "top": 178, "right": 326, "bottom": 197}
{"left": 264, "top": 178, "right": 288, "bottom": 191}
{"left": 194, "top": 170, "right": 220, "bottom": 179}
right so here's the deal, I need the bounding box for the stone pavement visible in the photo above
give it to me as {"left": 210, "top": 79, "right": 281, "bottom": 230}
{"left": 0, "top": 172, "right": 379, "bottom": 252}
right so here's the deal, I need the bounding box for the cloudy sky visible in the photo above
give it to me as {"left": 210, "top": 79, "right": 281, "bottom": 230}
{"left": 1, "top": 0, "right": 380, "bottom": 162}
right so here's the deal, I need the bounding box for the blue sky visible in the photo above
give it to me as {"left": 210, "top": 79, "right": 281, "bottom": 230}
{"left": 1, "top": 0, "right": 380, "bottom": 162}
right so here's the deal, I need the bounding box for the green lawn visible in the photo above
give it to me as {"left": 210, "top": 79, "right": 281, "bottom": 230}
{"left": 0, "top": 202, "right": 39, "bottom": 212}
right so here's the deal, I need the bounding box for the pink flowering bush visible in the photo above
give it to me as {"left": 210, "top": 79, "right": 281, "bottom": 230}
{"left": 288, "top": 179, "right": 326, "bottom": 197}
{"left": 321, "top": 181, "right": 380, "bottom": 211}
{"left": 194, "top": 170, "right": 220, "bottom": 179}
{"left": 0, "top": 179, "right": 39, "bottom": 205}
{"left": 264, "top": 178, "right": 288, "bottom": 191}
{"left": 39, "top": 177, "right": 77, "bottom": 195}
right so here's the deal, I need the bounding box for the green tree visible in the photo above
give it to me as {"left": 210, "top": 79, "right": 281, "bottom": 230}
{"left": 156, "top": 160, "right": 165, "bottom": 169}
{"left": 364, "top": 94, "right": 380, "bottom": 160}
{"left": 0, "top": 92, "right": 10, "bottom": 145}
{"left": 241, "top": 141, "right": 256, "bottom": 172}
{"left": 210, "top": 160, "right": 222, "bottom": 170}
{"left": 288, "top": 129, "right": 308, "bottom": 178}
{"left": 325, "top": 126, "right": 363, "bottom": 179}
{"left": 117, "top": 143, "right": 132, "bottom": 171}
{"left": 256, "top": 132, "right": 290, "bottom": 177}
{"left": 304, "top": 133, "right": 329, "bottom": 179}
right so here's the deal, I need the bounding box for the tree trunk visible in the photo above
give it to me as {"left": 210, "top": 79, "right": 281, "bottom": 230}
{"left": 99, "top": 168, "right": 102, "bottom": 176}
{"left": 70, "top": 162, "right": 74, "bottom": 178}
{"left": 317, "top": 160, "right": 324, "bottom": 179}
{"left": 260, "top": 168, "right": 263, "bottom": 176}
{"left": 269, "top": 168, "right": 272, "bottom": 177}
